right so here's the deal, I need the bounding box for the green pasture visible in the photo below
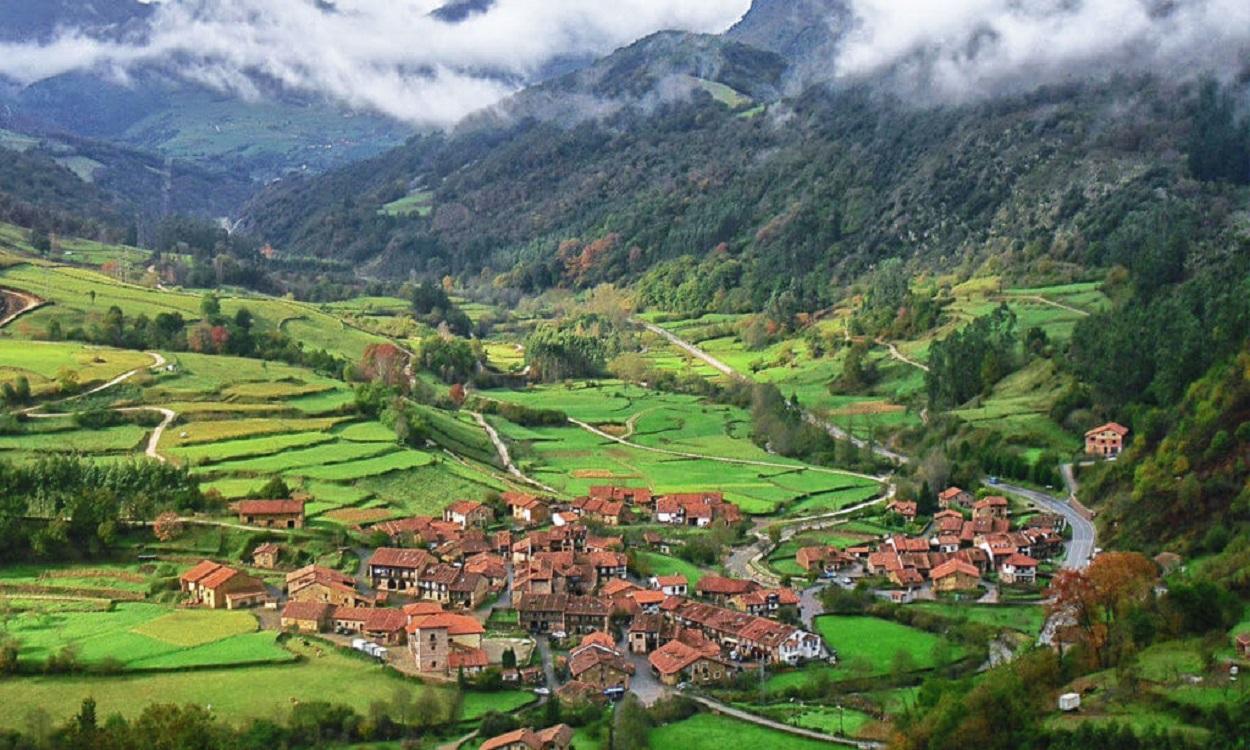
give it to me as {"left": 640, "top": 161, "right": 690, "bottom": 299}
{"left": 379, "top": 190, "right": 433, "bottom": 217}
{"left": 766, "top": 616, "right": 959, "bottom": 690}
{"left": 633, "top": 551, "right": 709, "bottom": 586}
{"left": 0, "top": 639, "right": 530, "bottom": 729}
{"left": 8, "top": 603, "right": 290, "bottom": 671}
{"left": 908, "top": 602, "right": 1045, "bottom": 636}
{"left": 649, "top": 713, "right": 834, "bottom": 750}
{"left": 0, "top": 340, "right": 151, "bottom": 392}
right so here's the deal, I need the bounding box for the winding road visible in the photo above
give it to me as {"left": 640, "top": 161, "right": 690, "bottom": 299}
{"left": 983, "top": 479, "right": 1096, "bottom": 569}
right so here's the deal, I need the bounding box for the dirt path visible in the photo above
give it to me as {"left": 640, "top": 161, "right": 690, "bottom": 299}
{"left": 687, "top": 695, "right": 881, "bottom": 748}
{"left": 469, "top": 411, "right": 558, "bottom": 494}
{"left": 639, "top": 319, "right": 908, "bottom": 465}
{"left": 0, "top": 288, "right": 45, "bottom": 329}
{"left": 20, "top": 351, "right": 176, "bottom": 461}
{"left": 1002, "top": 294, "right": 1091, "bottom": 318}
{"left": 570, "top": 417, "right": 885, "bottom": 483}
{"left": 875, "top": 338, "right": 929, "bottom": 373}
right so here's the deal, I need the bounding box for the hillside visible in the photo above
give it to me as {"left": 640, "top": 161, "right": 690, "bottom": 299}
{"left": 241, "top": 70, "right": 1242, "bottom": 308}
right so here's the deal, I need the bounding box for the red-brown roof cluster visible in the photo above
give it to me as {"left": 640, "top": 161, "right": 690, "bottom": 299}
{"left": 237, "top": 499, "right": 304, "bottom": 515}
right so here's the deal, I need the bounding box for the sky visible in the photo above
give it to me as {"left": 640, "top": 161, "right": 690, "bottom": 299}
{"left": 0, "top": 0, "right": 754, "bottom": 126}
{"left": 0, "top": 0, "right": 1246, "bottom": 127}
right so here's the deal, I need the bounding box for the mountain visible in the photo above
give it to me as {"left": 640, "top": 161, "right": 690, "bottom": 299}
{"left": 724, "top": 0, "right": 851, "bottom": 83}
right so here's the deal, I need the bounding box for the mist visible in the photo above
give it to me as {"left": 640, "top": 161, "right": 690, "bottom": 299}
{"left": 0, "top": 0, "right": 752, "bottom": 127}
{"left": 836, "top": 0, "right": 1250, "bottom": 100}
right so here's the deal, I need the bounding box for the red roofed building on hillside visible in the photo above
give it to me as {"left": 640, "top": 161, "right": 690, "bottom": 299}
{"left": 237, "top": 499, "right": 304, "bottom": 529}
{"left": 503, "top": 492, "right": 550, "bottom": 526}
{"left": 444, "top": 500, "right": 493, "bottom": 529}
{"left": 648, "top": 637, "right": 737, "bottom": 686}
{"left": 179, "top": 560, "right": 268, "bottom": 609}
{"left": 589, "top": 486, "right": 652, "bottom": 506}
{"left": 938, "top": 486, "right": 973, "bottom": 509}
{"left": 930, "top": 558, "right": 981, "bottom": 592}
{"left": 694, "top": 575, "right": 759, "bottom": 606}
{"left": 1085, "top": 422, "right": 1129, "bottom": 457}
{"left": 368, "top": 547, "right": 436, "bottom": 593}
{"left": 480, "top": 724, "right": 573, "bottom": 750}
{"left": 287, "top": 564, "right": 374, "bottom": 608}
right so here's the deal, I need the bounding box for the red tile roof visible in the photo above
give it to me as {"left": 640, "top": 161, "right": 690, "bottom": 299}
{"left": 1086, "top": 421, "right": 1129, "bottom": 437}
{"left": 238, "top": 499, "right": 304, "bottom": 516}
{"left": 180, "top": 560, "right": 223, "bottom": 584}
{"left": 369, "top": 547, "right": 436, "bottom": 570}
{"left": 930, "top": 558, "right": 981, "bottom": 580}
{"left": 406, "top": 612, "right": 485, "bottom": 636}
{"left": 281, "top": 601, "right": 333, "bottom": 621}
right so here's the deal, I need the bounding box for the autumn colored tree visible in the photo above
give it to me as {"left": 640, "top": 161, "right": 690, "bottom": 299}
{"left": 153, "top": 512, "right": 184, "bottom": 542}
{"left": 1047, "top": 551, "right": 1156, "bottom": 667}
{"left": 448, "top": 383, "right": 466, "bottom": 406}
{"left": 358, "top": 343, "right": 410, "bottom": 390}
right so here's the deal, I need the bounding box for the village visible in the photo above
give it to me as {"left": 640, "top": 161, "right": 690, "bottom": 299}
{"left": 174, "top": 448, "right": 1099, "bottom": 750}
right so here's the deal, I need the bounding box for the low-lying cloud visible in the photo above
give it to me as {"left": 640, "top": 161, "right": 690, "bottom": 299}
{"left": 0, "top": 0, "right": 752, "bottom": 126}
{"left": 836, "top": 0, "right": 1250, "bottom": 100}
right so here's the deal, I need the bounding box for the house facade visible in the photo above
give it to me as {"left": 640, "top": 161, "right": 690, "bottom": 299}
{"left": 1085, "top": 422, "right": 1129, "bottom": 457}
{"left": 237, "top": 499, "right": 305, "bottom": 529}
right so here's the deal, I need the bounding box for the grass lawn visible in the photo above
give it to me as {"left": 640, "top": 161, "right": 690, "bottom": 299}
{"left": 633, "top": 551, "right": 710, "bottom": 586}
{"left": 8, "top": 603, "right": 291, "bottom": 671}
{"left": 649, "top": 713, "right": 834, "bottom": 750}
{"left": 767, "top": 616, "right": 959, "bottom": 690}
{"left": 0, "top": 639, "right": 531, "bottom": 729}
{"left": 0, "top": 340, "right": 152, "bottom": 394}
{"left": 909, "top": 602, "right": 1045, "bottom": 636}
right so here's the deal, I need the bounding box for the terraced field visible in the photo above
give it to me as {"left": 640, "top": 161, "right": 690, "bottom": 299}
{"left": 0, "top": 340, "right": 152, "bottom": 394}
{"left": 484, "top": 382, "right": 881, "bottom": 513}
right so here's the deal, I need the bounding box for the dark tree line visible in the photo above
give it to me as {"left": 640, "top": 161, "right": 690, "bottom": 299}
{"left": 925, "top": 303, "right": 1018, "bottom": 410}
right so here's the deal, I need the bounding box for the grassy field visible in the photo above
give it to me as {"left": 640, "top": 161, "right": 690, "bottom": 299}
{"left": 8, "top": 603, "right": 291, "bottom": 671}
{"left": 0, "top": 340, "right": 151, "bottom": 393}
{"left": 633, "top": 551, "right": 710, "bottom": 585}
{"left": 379, "top": 190, "right": 433, "bottom": 217}
{"left": 486, "top": 382, "right": 879, "bottom": 513}
{"left": 909, "top": 602, "right": 1045, "bottom": 636}
{"left": 649, "top": 713, "right": 834, "bottom": 750}
{"left": 766, "top": 616, "right": 958, "bottom": 690}
{"left": 0, "top": 639, "right": 531, "bottom": 729}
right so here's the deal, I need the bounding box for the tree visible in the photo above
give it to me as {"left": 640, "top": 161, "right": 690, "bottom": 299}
{"left": 449, "top": 383, "right": 466, "bottom": 406}
{"left": 501, "top": 647, "right": 517, "bottom": 669}
{"left": 1047, "top": 551, "right": 1156, "bottom": 667}
{"left": 256, "top": 476, "right": 292, "bottom": 499}
{"left": 153, "top": 512, "right": 184, "bottom": 542}
{"left": 613, "top": 694, "right": 651, "bottom": 750}
{"left": 358, "top": 343, "right": 411, "bottom": 390}
{"left": 200, "top": 293, "right": 221, "bottom": 320}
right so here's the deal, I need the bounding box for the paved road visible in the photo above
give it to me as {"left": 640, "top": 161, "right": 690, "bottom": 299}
{"left": 639, "top": 319, "right": 908, "bottom": 465}
{"left": 984, "top": 480, "right": 1096, "bottom": 569}
{"left": 687, "top": 695, "right": 882, "bottom": 749}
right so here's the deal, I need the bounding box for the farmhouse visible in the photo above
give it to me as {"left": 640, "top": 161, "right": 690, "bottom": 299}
{"left": 443, "top": 500, "right": 493, "bottom": 529}
{"left": 648, "top": 636, "right": 736, "bottom": 686}
{"left": 1085, "top": 421, "right": 1129, "bottom": 457}
{"left": 973, "top": 496, "right": 1010, "bottom": 519}
{"left": 368, "top": 547, "right": 436, "bottom": 593}
{"left": 287, "top": 564, "right": 374, "bottom": 607}
{"left": 589, "top": 486, "right": 652, "bottom": 506}
{"left": 280, "top": 601, "right": 334, "bottom": 632}
{"left": 694, "top": 575, "right": 759, "bottom": 606}
{"left": 479, "top": 724, "right": 573, "bottom": 750}
{"left": 570, "top": 496, "right": 627, "bottom": 525}
{"left": 180, "top": 561, "right": 268, "bottom": 610}
{"left": 503, "top": 492, "right": 550, "bottom": 526}
{"left": 930, "top": 558, "right": 982, "bottom": 592}
{"left": 567, "top": 641, "right": 634, "bottom": 691}
{"left": 252, "top": 543, "right": 280, "bottom": 569}
{"left": 887, "top": 500, "right": 918, "bottom": 521}
{"left": 728, "top": 588, "right": 800, "bottom": 618}
{"left": 237, "top": 499, "right": 305, "bottom": 529}
{"left": 796, "top": 545, "right": 853, "bottom": 574}
{"left": 938, "top": 486, "right": 973, "bottom": 508}
{"left": 651, "top": 575, "right": 688, "bottom": 597}
{"left": 654, "top": 492, "right": 742, "bottom": 527}
{"left": 1000, "top": 553, "right": 1039, "bottom": 585}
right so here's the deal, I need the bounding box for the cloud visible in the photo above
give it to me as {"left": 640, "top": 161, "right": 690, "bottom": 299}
{"left": 0, "top": 0, "right": 752, "bottom": 126}
{"left": 836, "top": 0, "right": 1250, "bottom": 100}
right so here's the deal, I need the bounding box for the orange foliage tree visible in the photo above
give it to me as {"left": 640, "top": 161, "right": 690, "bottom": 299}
{"left": 1047, "top": 551, "right": 1157, "bottom": 667}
